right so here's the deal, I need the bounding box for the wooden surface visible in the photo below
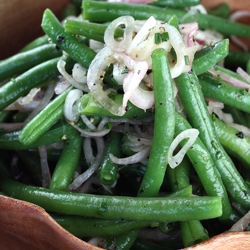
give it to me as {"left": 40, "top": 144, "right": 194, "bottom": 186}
{"left": 0, "top": 0, "right": 70, "bottom": 59}
{"left": 0, "top": 195, "right": 102, "bottom": 250}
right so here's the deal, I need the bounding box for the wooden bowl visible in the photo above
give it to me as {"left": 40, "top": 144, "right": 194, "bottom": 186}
{"left": 1, "top": 0, "right": 250, "bottom": 249}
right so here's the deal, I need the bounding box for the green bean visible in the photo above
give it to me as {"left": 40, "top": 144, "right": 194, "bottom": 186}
{"left": 41, "top": 8, "right": 96, "bottom": 69}
{"left": 225, "top": 51, "right": 250, "bottom": 71}
{"left": 167, "top": 157, "right": 191, "bottom": 191}
{"left": 150, "top": 0, "right": 200, "bottom": 8}
{"left": 19, "top": 152, "right": 43, "bottom": 186}
{"left": 0, "top": 120, "right": 79, "bottom": 150}
{"left": 174, "top": 111, "right": 231, "bottom": 220}
{"left": 0, "top": 57, "right": 60, "bottom": 111}
{"left": 64, "top": 20, "right": 124, "bottom": 43}
{"left": 0, "top": 44, "right": 61, "bottom": 82}
{"left": 19, "top": 35, "right": 49, "bottom": 53}
{"left": 82, "top": 1, "right": 185, "bottom": 23}
{"left": 198, "top": 72, "right": 250, "bottom": 115}
{"left": 167, "top": 157, "right": 209, "bottom": 246}
{"left": 61, "top": 3, "right": 79, "bottom": 19}
{"left": 77, "top": 93, "right": 153, "bottom": 120}
{"left": 52, "top": 213, "right": 153, "bottom": 238}
{"left": 138, "top": 48, "right": 175, "bottom": 197}
{"left": 42, "top": 8, "right": 116, "bottom": 86}
{"left": 0, "top": 110, "right": 13, "bottom": 123}
{"left": 83, "top": 1, "right": 250, "bottom": 38}
{"left": 193, "top": 39, "right": 229, "bottom": 75}
{"left": 213, "top": 115, "right": 250, "bottom": 169}
{"left": 18, "top": 87, "right": 72, "bottom": 146}
{"left": 176, "top": 70, "right": 250, "bottom": 210}
{"left": 181, "top": 12, "right": 250, "bottom": 38}
{"left": 223, "top": 105, "right": 249, "bottom": 127}
{"left": 99, "top": 132, "right": 122, "bottom": 186}
{"left": 206, "top": 3, "right": 230, "bottom": 19}
{"left": 180, "top": 220, "right": 209, "bottom": 247}
{"left": 131, "top": 238, "right": 173, "bottom": 250}
{"left": 49, "top": 133, "right": 82, "bottom": 191}
{"left": 0, "top": 177, "right": 222, "bottom": 221}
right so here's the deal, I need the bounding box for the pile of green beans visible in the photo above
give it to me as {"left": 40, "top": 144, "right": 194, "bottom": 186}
{"left": 1, "top": 0, "right": 250, "bottom": 249}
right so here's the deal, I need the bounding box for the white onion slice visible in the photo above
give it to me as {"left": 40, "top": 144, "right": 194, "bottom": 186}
{"left": 236, "top": 67, "right": 250, "bottom": 84}
{"left": 38, "top": 146, "right": 51, "bottom": 188}
{"left": 126, "top": 16, "right": 156, "bottom": 57}
{"left": 104, "top": 16, "right": 134, "bottom": 52}
{"left": 229, "top": 210, "right": 250, "bottom": 232}
{"left": 160, "top": 22, "right": 187, "bottom": 78}
{"left": 68, "top": 137, "right": 104, "bottom": 190}
{"left": 87, "top": 46, "right": 124, "bottom": 116}
{"left": 64, "top": 89, "right": 83, "bottom": 122}
{"left": 55, "top": 76, "right": 71, "bottom": 95}
{"left": 25, "top": 82, "right": 55, "bottom": 122}
{"left": 228, "top": 123, "right": 250, "bottom": 138}
{"left": 57, "top": 58, "right": 89, "bottom": 92}
{"left": 72, "top": 63, "right": 88, "bottom": 84}
{"left": 168, "top": 128, "right": 199, "bottom": 169}
{"left": 109, "top": 146, "right": 150, "bottom": 165}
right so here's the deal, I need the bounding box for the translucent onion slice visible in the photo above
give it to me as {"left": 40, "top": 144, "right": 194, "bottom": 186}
{"left": 160, "top": 22, "right": 187, "bottom": 78}
{"left": 109, "top": 146, "right": 150, "bottom": 165}
{"left": 87, "top": 46, "right": 124, "bottom": 116}
{"left": 104, "top": 16, "right": 135, "bottom": 52}
{"left": 72, "top": 63, "right": 88, "bottom": 84}
{"left": 57, "top": 58, "right": 89, "bottom": 92}
{"left": 168, "top": 128, "right": 199, "bottom": 169}
{"left": 126, "top": 16, "right": 156, "bottom": 59}
{"left": 64, "top": 89, "right": 83, "bottom": 122}
{"left": 68, "top": 137, "right": 105, "bottom": 190}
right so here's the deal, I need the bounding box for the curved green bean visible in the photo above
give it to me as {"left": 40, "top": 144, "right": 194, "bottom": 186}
{"left": 0, "top": 177, "right": 222, "bottom": 222}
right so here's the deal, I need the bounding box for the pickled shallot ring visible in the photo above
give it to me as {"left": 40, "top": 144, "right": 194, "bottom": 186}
{"left": 160, "top": 22, "right": 187, "bottom": 78}
{"left": 168, "top": 128, "right": 199, "bottom": 169}
{"left": 126, "top": 16, "right": 157, "bottom": 56}
{"left": 87, "top": 46, "right": 124, "bottom": 116}
{"left": 104, "top": 16, "right": 135, "bottom": 52}
{"left": 64, "top": 89, "right": 83, "bottom": 122}
{"left": 57, "top": 58, "right": 89, "bottom": 92}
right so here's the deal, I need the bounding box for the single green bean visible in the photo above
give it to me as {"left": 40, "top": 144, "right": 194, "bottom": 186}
{"left": 49, "top": 133, "right": 83, "bottom": 191}
{"left": 213, "top": 115, "right": 250, "bottom": 169}
{"left": 41, "top": 8, "right": 96, "bottom": 69}
{"left": 193, "top": 39, "right": 229, "bottom": 75}
{"left": 19, "top": 35, "right": 49, "bottom": 53}
{"left": 82, "top": 1, "right": 185, "bottom": 22}
{"left": 206, "top": 3, "right": 230, "bottom": 19}
{"left": 0, "top": 44, "right": 61, "bottom": 82}
{"left": 150, "top": 0, "right": 200, "bottom": 8}
{"left": 77, "top": 92, "right": 153, "bottom": 120}
{"left": 181, "top": 12, "right": 250, "bottom": 38}
{"left": 198, "top": 72, "right": 250, "bottom": 115}
{"left": 99, "top": 132, "right": 122, "bottom": 186}
{"left": 176, "top": 71, "right": 250, "bottom": 210}
{"left": 0, "top": 120, "right": 79, "bottom": 150}
{"left": 64, "top": 20, "right": 123, "bottom": 43}
{"left": 138, "top": 48, "right": 175, "bottom": 197}
{"left": 225, "top": 51, "right": 250, "bottom": 71}
{"left": 223, "top": 105, "right": 249, "bottom": 127}
{"left": 19, "top": 151, "right": 43, "bottom": 186}
{"left": 52, "top": 214, "right": 153, "bottom": 238}
{"left": 18, "top": 87, "right": 72, "bottom": 145}
{"left": 0, "top": 177, "right": 222, "bottom": 221}
{"left": 0, "top": 57, "right": 60, "bottom": 111}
